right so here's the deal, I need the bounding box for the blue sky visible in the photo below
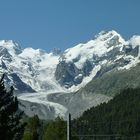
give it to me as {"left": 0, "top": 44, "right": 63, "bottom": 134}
{"left": 0, "top": 0, "right": 140, "bottom": 52}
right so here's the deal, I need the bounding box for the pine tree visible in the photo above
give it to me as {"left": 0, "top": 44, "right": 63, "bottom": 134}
{"left": 0, "top": 74, "right": 26, "bottom": 140}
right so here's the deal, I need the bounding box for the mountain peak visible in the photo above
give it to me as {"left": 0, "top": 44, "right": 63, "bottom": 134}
{"left": 0, "top": 40, "right": 18, "bottom": 47}
{"left": 129, "top": 35, "right": 140, "bottom": 47}
{"left": 0, "top": 40, "right": 21, "bottom": 56}
{"left": 95, "top": 30, "right": 125, "bottom": 44}
{"left": 97, "top": 30, "right": 120, "bottom": 36}
{"left": 62, "top": 30, "right": 126, "bottom": 67}
{"left": 51, "top": 48, "right": 62, "bottom": 56}
{"left": 19, "top": 48, "right": 45, "bottom": 58}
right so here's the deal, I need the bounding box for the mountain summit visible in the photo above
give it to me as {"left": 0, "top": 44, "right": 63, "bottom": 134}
{"left": 0, "top": 40, "right": 22, "bottom": 56}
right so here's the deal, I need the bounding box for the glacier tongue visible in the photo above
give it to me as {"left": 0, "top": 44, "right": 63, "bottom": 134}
{"left": 18, "top": 92, "right": 68, "bottom": 119}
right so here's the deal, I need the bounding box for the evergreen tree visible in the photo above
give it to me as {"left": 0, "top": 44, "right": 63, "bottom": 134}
{"left": 0, "top": 74, "right": 26, "bottom": 140}
{"left": 73, "top": 88, "right": 140, "bottom": 140}
{"left": 43, "top": 117, "right": 67, "bottom": 140}
{"left": 22, "top": 115, "right": 40, "bottom": 140}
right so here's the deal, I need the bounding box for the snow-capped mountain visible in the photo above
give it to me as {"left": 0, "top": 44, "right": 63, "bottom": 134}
{"left": 0, "top": 40, "right": 63, "bottom": 93}
{"left": 55, "top": 30, "right": 140, "bottom": 91}
{"left": 1, "top": 30, "right": 140, "bottom": 119}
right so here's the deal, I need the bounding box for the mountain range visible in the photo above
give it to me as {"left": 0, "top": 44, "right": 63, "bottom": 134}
{"left": 0, "top": 30, "right": 140, "bottom": 119}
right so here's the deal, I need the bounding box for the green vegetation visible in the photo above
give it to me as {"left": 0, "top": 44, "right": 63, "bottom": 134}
{"left": 22, "top": 116, "right": 80, "bottom": 140}
{"left": 22, "top": 117, "right": 67, "bottom": 140}
{"left": 73, "top": 88, "right": 140, "bottom": 139}
{"left": 43, "top": 117, "right": 66, "bottom": 140}
{"left": 0, "top": 74, "right": 26, "bottom": 140}
{"left": 22, "top": 115, "right": 41, "bottom": 140}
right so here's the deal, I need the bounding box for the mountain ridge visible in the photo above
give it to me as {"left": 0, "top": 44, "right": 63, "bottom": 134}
{"left": 55, "top": 30, "right": 140, "bottom": 91}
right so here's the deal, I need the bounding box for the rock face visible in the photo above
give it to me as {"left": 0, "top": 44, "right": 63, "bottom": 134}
{"left": 55, "top": 61, "right": 81, "bottom": 87}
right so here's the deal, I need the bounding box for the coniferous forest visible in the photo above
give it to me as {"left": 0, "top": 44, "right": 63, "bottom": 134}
{"left": 72, "top": 88, "right": 140, "bottom": 140}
